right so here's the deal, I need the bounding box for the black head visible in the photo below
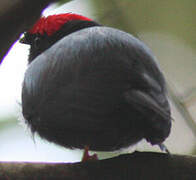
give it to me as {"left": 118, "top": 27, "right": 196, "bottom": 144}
{"left": 20, "top": 13, "right": 100, "bottom": 63}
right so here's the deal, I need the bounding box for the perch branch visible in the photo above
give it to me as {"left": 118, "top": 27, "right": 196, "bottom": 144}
{"left": 0, "top": 151, "right": 195, "bottom": 179}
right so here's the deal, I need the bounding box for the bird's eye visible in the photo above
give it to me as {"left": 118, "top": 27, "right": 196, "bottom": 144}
{"left": 34, "top": 37, "right": 41, "bottom": 48}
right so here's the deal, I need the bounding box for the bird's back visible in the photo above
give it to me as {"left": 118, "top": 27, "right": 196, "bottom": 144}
{"left": 22, "top": 27, "right": 171, "bottom": 151}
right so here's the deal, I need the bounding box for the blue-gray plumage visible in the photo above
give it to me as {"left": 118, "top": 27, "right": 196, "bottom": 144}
{"left": 21, "top": 15, "right": 171, "bottom": 152}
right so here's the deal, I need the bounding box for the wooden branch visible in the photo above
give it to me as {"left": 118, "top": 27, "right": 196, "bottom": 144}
{"left": 0, "top": 151, "right": 195, "bottom": 179}
{"left": 0, "top": 0, "right": 71, "bottom": 63}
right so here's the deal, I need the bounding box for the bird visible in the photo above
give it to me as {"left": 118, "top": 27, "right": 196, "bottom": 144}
{"left": 20, "top": 13, "right": 171, "bottom": 158}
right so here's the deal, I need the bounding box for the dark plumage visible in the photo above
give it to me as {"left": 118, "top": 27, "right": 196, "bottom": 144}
{"left": 21, "top": 13, "right": 171, "bottom": 151}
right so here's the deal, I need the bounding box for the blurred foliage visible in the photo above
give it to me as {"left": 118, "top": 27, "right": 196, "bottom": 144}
{"left": 91, "top": 0, "right": 196, "bottom": 50}
{"left": 91, "top": 0, "right": 138, "bottom": 35}
{"left": 56, "top": 0, "right": 72, "bottom": 5}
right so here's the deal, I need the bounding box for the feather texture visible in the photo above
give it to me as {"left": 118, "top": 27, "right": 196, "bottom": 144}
{"left": 22, "top": 26, "right": 171, "bottom": 151}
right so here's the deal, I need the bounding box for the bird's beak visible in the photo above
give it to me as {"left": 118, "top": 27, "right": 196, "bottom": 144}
{"left": 19, "top": 36, "right": 28, "bottom": 44}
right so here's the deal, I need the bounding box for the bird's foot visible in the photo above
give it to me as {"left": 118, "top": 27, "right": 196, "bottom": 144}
{"left": 82, "top": 146, "right": 98, "bottom": 162}
{"left": 158, "top": 143, "right": 170, "bottom": 154}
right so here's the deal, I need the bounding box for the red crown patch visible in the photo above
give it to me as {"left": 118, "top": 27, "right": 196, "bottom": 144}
{"left": 29, "top": 13, "right": 92, "bottom": 36}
